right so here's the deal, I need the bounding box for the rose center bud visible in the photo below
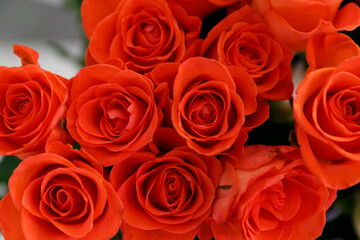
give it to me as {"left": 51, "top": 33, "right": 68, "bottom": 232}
{"left": 105, "top": 99, "right": 131, "bottom": 132}
{"left": 6, "top": 89, "right": 32, "bottom": 117}
{"left": 46, "top": 183, "right": 88, "bottom": 220}
{"left": 48, "top": 186, "right": 72, "bottom": 214}
{"left": 248, "top": 182, "right": 286, "bottom": 233}
{"left": 262, "top": 182, "right": 286, "bottom": 209}
{"left": 166, "top": 175, "right": 179, "bottom": 196}
{"left": 165, "top": 172, "right": 189, "bottom": 207}
{"left": 342, "top": 98, "right": 360, "bottom": 122}
{"left": 14, "top": 98, "right": 29, "bottom": 113}
{"left": 239, "top": 46, "right": 259, "bottom": 61}
{"left": 137, "top": 21, "right": 160, "bottom": 45}
{"left": 189, "top": 94, "right": 218, "bottom": 126}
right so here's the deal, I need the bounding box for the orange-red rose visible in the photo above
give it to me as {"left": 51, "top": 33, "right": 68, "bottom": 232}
{"left": 202, "top": 145, "right": 336, "bottom": 240}
{"left": 66, "top": 64, "right": 161, "bottom": 166}
{"left": 294, "top": 55, "right": 360, "bottom": 189}
{"left": 251, "top": 0, "right": 360, "bottom": 51}
{"left": 0, "top": 45, "right": 68, "bottom": 159}
{"left": 82, "top": 0, "right": 202, "bottom": 73}
{"left": 0, "top": 153, "right": 122, "bottom": 240}
{"left": 201, "top": 5, "right": 293, "bottom": 100}
{"left": 110, "top": 137, "right": 222, "bottom": 240}
{"left": 169, "top": 57, "right": 266, "bottom": 156}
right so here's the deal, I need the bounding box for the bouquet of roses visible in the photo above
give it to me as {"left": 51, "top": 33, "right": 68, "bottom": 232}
{"left": 0, "top": 0, "right": 359, "bottom": 239}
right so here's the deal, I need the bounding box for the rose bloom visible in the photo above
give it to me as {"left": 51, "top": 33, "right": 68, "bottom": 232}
{"left": 66, "top": 64, "right": 162, "bottom": 166}
{"left": 82, "top": 0, "right": 201, "bottom": 73}
{"left": 251, "top": 0, "right": 360, "bottom": 51}
{"left": 294, "top": 55, "right": 360, "bottom": 189}
{"left": 0, "top": 153, "right": 122, "bottom": 240}
{"left": 0, "top": 45, "right": 68, "bottom": 159}
{"left": 168, "top": 57, "right": 267, "bottom": 156}
{"left": 200, "top": 145, "right": 336, "bottom": 240}
{"left": 201, "top": 5, "right": 293, "bottom": 100}
{"left": 109, "top": 131, "right": 222, "bottom": 240}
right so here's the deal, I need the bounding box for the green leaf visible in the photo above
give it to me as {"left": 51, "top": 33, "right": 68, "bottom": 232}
{"left": 0, "top": 155, "right": 21, "bottom": 183}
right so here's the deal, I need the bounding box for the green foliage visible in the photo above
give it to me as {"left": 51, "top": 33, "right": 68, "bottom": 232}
{"left": 0, "top": 155, "right": 21, "bottom": 200}
{"left": 64, "top": 0, "right": 83, "bottom": 11}
{"left": 0, "top": 155, "right": 21, "bottom": 183}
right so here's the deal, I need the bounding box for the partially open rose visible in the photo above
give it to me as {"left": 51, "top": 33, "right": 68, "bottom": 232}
{"left": 170, "top": 57, "right": 263, "bottom": 156}
{"left": 0, "top": 153, "right": 123, "bottom": 240}
{"left": 110, "top": 142, "right": 221, "bottom": 240}
{"left": 294, "top": 55, "right": 360, "bottom": 189}
{"left": 82, "top": 0, "right": 201, "bottom": 73}
{"left": 0, "top": 45, "right": 68, "bottom": 159}
{"left": 201, "top": 5, "right": 293, "bottom": 100}
{"left": 251, "top": 0, "right": 360, "bottom": 51}
{"left": 66, "top": 64, "right": 162, "bottom": 165}
{"left": 202, "top": 145, "right": 336, "bottom": 240}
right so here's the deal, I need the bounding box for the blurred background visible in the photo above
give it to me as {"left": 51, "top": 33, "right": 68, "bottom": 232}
{"left": 0, "top": 0, "right": 83, "bottom": 239}
{"left": 0, "top": 0, "right": 359, "bottom": 240}
{"left": 0, "top": 0, "right": 83, "bottom": 78}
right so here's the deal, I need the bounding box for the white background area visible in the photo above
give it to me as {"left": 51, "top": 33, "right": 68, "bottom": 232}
{"left": 0, "top": 0, "right": 83, "bottom": 238}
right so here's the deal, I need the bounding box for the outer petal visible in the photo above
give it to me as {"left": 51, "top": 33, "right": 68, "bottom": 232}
{"left": 306, "top": 32, "right": 360, "bottom": 73}
{"left": 122, "top": 222, "right": 198, "bottom": 240}
{"left": 81, "top": 0, "right": 120, "bottom": 38}
{"left": 297, "top": 125, "right": 360, "bottom": 189}
{"left": 0, "top": 193, "right": 25, "bottom": 240}
{"left": 251, "top": 1, "right": 360, "bottom": 51}
{"left": 13, "top": 45, "right": 39, "bottom": 66}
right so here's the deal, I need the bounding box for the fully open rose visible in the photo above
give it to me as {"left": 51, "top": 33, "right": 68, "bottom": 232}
{"left": 82, "top": 0, "right": 201, "bottom": 73}
{"left": 200, "top": 145, "right": 336, "bottom": 240}
{"left": 251, "top": 0, "right": 360, "bottom": 51}
{"left": 0, "top": 153, "right": 123, "bottom": 240}
{"left": 294, "top": 55, "right": 360, "bottom": 189}
{"left": 66, "top": 64, "right": 162, "bottom": 165}
{"left": 0, "top": 45, "right": 68, "bottom": 159}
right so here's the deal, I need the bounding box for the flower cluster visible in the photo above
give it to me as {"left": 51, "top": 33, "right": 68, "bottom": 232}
{"left": 0, "top": 0, "right": 359, "bottom": 239}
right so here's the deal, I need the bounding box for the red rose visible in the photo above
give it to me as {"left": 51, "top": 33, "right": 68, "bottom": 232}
{"left": 66, "top": 64, "right": 162, "bottom": 166}
{"left": 251, "top": 0, "right": 360, "bottom": 51}
{"left": 0, "top": 153, "right": 123, "bottom": 240}
{"left": 0, "top": 45, "right": 68, "bottom": 159}
{"left": 294, "top": 55, "right": 360, "bottom": 189}
{"left": 202, "top": 145, "right": 336, "bottom": 240}
{"left": 110, "top": 143, "right": 222, "bottom": 240}
{"left": 201, "top": 5, "right": 294, "bottom": 100}
{"left": 82, "top": 0, "right": 202, "bottom": 73}
{"left": 170, "top": 57, "right": 264, "bottom": 156}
